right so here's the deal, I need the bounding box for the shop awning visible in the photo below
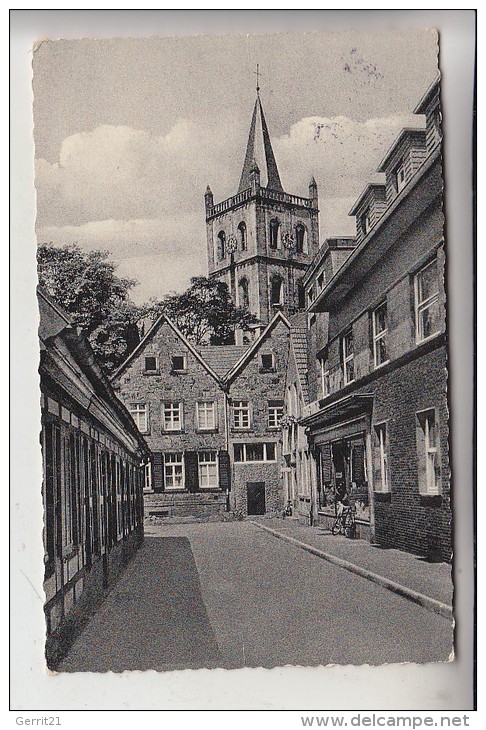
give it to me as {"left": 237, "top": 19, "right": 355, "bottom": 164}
{"left": 300, "top": 393, "right": 374, "bottom": 430}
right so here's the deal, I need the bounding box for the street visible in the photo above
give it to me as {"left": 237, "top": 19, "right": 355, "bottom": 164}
{"left": 58, "top": 521, "right": 453, "bottom": 672}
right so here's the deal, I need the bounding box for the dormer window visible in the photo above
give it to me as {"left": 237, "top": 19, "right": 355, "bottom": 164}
{"left": 360, "top": 209, "right": 371, "bottom": 237}
{"left": 317, "top": 271, "right": 325, "bottom": 292}
{"left": 171, "top": 355, "right": 187, "bottom": 373}
{"left": 393, "top": 160, "right": 406, "bottom": 194}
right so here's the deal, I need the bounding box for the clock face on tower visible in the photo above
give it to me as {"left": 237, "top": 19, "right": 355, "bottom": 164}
{"left": 227, "top": 235, "right": 238, "bottom": 255}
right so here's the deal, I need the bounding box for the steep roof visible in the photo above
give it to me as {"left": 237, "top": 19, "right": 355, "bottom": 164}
{"left": 195, "top": 345, "right": 249, "bottom": 379}
{"left": 111, "top": 313, "right": 222, "bottom": 385}
{"left": 238, "top": 94, "right": 283, "bottom": 193}
{"left": 289, "top": 314, "right": 310, "bottom": 405}
{"left": 225, "top": 311, "right": 291, "bottom": 383}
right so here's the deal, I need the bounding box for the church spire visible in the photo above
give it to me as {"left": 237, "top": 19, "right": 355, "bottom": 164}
{"left": 238, "top": 93, "right": 284, "bottom": 194}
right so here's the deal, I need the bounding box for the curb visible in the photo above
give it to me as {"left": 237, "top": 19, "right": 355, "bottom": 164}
{"left": 250, "top": 521, "right": 453, "bottom": 620}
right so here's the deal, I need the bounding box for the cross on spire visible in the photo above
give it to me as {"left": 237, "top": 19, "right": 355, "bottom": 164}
{"left": 254, "top": 63, "right": 261, "bottom": 94}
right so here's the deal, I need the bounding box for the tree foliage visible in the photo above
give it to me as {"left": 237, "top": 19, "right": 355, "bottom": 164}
{"left": 37, "top": 243, "right": 143, "bottom": 373}
{"left": 147, "top": 276, "right": 259, "bottom": 345}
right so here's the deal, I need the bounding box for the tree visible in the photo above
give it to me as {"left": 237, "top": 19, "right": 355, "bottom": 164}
{"left": 148, "top": 276, "right": 259, "bottom": 345}
{"left": 37, "top": 243, "right": 143, "bottom": 373}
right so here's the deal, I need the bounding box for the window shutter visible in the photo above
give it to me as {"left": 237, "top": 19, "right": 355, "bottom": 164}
{"left": 352, "top": 444, "right": 365, "bottom": 484}
{"left": 152, "top": 452, "right": 165, "bottom": 493}
{"left": 184, "top": 451, "right": 199, "bottom": 492}
{"left": 320, "top": 443, "right": 332, "bottom": 483}
{"left": 218, "top": 450, "right": 231, "bottom": 492}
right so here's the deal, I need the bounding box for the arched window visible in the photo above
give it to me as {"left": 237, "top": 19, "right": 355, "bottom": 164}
{"left": 238, "top": 278, "right": 250, "bottom": 310}
{"left": 297, "top": 282, "right": 306, "bottom": 309}
{"left": 237, "top": 222, "right": 247, "bottom": 251}
{"left": 271, "top": 275, "right": 283, "bottom": 306}
{"left": 269, "top": 218, "right": 281, "bottom": 249}
{"left": 218, "top": 231, "right": 226, "bottom": 260}
{"left": 295, "top": 224, "right": 308, "bottom": 254}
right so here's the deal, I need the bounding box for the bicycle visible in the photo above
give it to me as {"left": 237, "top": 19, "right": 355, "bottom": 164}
{"left": 331, "top": 504, "right": 356, "bottom": 537}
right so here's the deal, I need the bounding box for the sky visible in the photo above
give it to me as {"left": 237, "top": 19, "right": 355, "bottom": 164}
{"left": 33, "top": 30, "right": 439, "bottom": 304}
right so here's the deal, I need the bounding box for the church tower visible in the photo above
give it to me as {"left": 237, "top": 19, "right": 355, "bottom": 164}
{"left": 205, "top": 86, "right": 319, "bottom": 341}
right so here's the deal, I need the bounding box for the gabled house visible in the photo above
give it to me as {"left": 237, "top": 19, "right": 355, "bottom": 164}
{"left": 112, "top": 311, "right": 291, "bottom": 518}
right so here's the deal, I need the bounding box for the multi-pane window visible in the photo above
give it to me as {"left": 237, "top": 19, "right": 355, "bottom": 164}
{"left": 233, "top": 442, "right": 276, "bottom": 463}
{"left": 198, "top": 451, "right": 218, "bottom": 489}
{"left": 374, "top": 423, "right": 389, "bottom": 492}
{"left": 164, "top": 453, "right": 184, "bottom": 490}
{"left": 268, "top": 401, "right": 284, "bottom": 428}
{"left": 417, "top": 410, "right": 440, "bottom": 495}
{"left": 373, "top": 301, "right": 388, "bottom": 367}
{"left": 415, "top": 259, "right": 440, "bottom": 342}
{"left": 319, "top": 357, "right": 330, "bottom": 397}
{"left": 162, "top": 401, "right": 183, "bottom": 431}
{"left": 144, "top": 462, "right": 152, "bottom": 491}
{"left": 233, "top": 400, "right": 250, "bottom": 429}
{"left": 197, "top": 401, "right": 216, "bottom": 431}
{"left": 144, "top": 356, "right": 158, "bottom": 373}
{"left": 342, "top": 330, "right": 355, "bottom": 384}
{"left": 128, "top": 403, "right": 148, "bottom": 432}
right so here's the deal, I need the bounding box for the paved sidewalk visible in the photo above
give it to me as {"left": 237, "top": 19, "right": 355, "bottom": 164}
{"left": 253, "top": 518, "right": 453, "bottom": 610}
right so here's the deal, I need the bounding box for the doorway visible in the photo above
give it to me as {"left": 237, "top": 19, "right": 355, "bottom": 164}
{"left": 247, "top": 482, "right": 266, "bottom": 515}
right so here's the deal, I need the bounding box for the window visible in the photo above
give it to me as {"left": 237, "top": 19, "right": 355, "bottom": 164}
{"left": 238, "top": 278, "right": 250, "bottom": 310}
{"left": 415, "top": 259, "right": 440, "bottom": 342}
{"left": 269, "top": 219, "right": 281, "bottom": 249}
{"left": 295, "top": 224, "right": 307, "bottom": 253}
{"left": 373, "top": 301, "right": 388, "bottom": 367}
{"left": 144, "top": 462, "right": 152, "bottom": 491}
{"left": 162, "top": 401, "right": 183, "bottom": 431}
{"left": 128, "top": 403, "right": 148, "bottom": 432}
{"left": 393, "top": 160, "right": 406, "bottom": 194}
{"left": 317, "top": 271, "right": 325, "bottom": 292}
{"left": 171, "top": 355, "right": 187, "bottom": 372}
{"left": 233, "top": 400, "right": 250, "bottom": 429}
{"left": 297, "top": 282, "right": 306, "bottom": 309}
{"left": 197, "top": 401, "right": 216, "bottom": 431}
{"left": 164, "top": 453, "right": 184, "bottom": 490}
{"left": 218, "top": 230, "right": 226, "bottom": 259}
{"left": 238, "top": 222, "right": 247, "bottom": 251}
{"left": 260, "top": 353, "right": 275, "bottom": 372}
{"left": 233, "top": 442, "right": 276, "bottom": 462}
{"left": 319, "top": 357, "right": 330, "bottom": 397}
{"left": 198, "top": 451, "right": 218, "bottom": 489}
{"left": 270, "top": 276, "right": 283, "bottom": 305}
{"left": 268, "top": 401, "right": 284, "bottom": 428}
{"left": 342, "top": 330, "right": 355, "bottom": 384}
{"left": 373, "top": 423, "right": 389, "bottom": 492}
{"left": 417, "top": 410, "right": 440, "bottom": 495}
{"left": 360, "top": 209, "right": 371, "bottom": 236}
{"left": 307, "top": 286, "right": 315, "bottom": 307}
{"left": 144, "top": 356, "right": 158, "bottom": 373}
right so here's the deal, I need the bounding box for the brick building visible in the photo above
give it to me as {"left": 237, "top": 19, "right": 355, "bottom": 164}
{"left": 299, "top": 77, "right": 451, "bottom": 560}
{"left": 38, "top": 288, "right": 149, "bottom": 667}
{"left": 112, "top": 311, "right": 291, "bottom": 517}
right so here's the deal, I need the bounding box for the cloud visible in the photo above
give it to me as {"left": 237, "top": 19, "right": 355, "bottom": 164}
{"left": 35, "top": 112, "right": 425, "bottom": 300}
